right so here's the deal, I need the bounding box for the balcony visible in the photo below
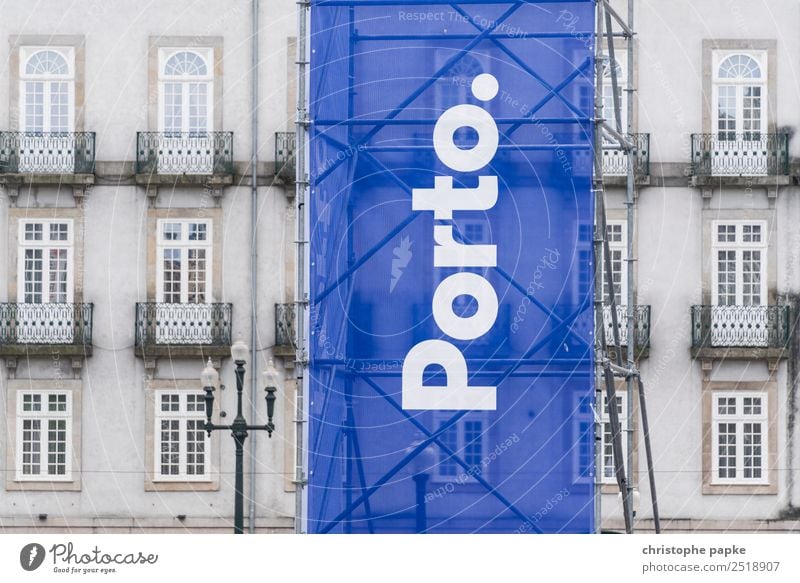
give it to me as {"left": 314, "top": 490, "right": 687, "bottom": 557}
{"left": 691, "top": 305, "right": 789, "bottom": 360}
{"left": 274, "top": 303, "right": 296, "bottom": 360}
{"left": 690, "top": 133, "right": 790, "bottom": 189}
{"left": 0, "top": 131, "right": 95, "bottom": 196}
{"left": 275, "top": 132, "right": 296, "bottom": 184}
{"left": 601, "top": 133, "right": 650, "bottom": 185}
{"left": 135, "top": 132, "right": 234, "bottom": 191}
{"left": 0, "top": 303, "right": 93, "bottom": 357}
{"left": 134, "top": 302, "right": 233, "bottom": 359}
{"left": 603, "top": 305, "right": 651, "bottom": 360}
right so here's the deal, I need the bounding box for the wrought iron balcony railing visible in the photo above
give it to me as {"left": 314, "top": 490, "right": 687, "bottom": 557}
{"left": 603, "top": 305, "right": 651, "bottom": 348}
{"left": 275, "top": 303, "right": 296, "bottom": 349}
{"left": 0, "top": 131, "right": 95, "bottom": 174}
{"left": 136, "top": 132, "right": 233, "bottom": 175}
{"left": 135, "top": 303, "right": 232, "bottom": 347}
{"left": 0, "top": 303, "right": 93, "bottom": 346}
{"left": 275, "top": 132, "right": 296, "bottom": 182}
{"left": 691, "top": 305, "right": 789, "bottom": 349}
{"left": 691, "top": 133, "right": 789, "bottom": 177}
{"left": 602, "top": 133, "right": 650, "bottom": 178}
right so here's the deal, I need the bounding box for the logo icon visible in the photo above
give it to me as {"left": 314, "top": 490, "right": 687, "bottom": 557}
{"left": 20, "top": 543, "right": 46, "bottom": 571}
{"left": 390, "top": 236, "right": 413, "bottom": 293}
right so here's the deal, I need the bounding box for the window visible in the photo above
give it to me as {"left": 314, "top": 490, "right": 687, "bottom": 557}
{"left": 713, "top": 52, "right": 766, "bottom": 141}
{"left": 712, "top": 221, "right": 766, "bottom": 307}
{"left": 18, "top": 219, "right": 74, "bottom": 304}
{"left": 154, "top": 391, "right": 210, "bottom": 481}
{"left": 16, "top": 391, "right": 72, "bottom": 481}
{"left": 156, "top": 219, "right": 212, "bottom": 304}
{"left": 712, "top": 392, "right": 768, "bottom": 485}
{"left": 158, "top": 49, "right": 213, "bottom": 135}
{"left": 601, "top": 54, "right": 627, "bottom": 132}
{"left": 604, "top": 222, "right": 627, "bottom": 305}
{"left": 436, "top": 220, "right": 490, "bottom": 318}
{"left": 20, "top": 48, "right": 74, "bottom": 133}
{"left": 576, "top": 223, "right": 593, "bottom": 304}
{"left": 432, "top": 412, "right": 488, "bottom": 481}
{"left": 600, "top": 392, "right": 628, "bottom": 484}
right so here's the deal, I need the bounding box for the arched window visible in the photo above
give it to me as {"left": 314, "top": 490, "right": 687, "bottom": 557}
{"left": 20, "top": 48, "right": 74, "bottom": 133}
{"left": 717, "top": 54, "right": 763, "bottom": 80}
{"left": 713, "top": 52, "right": 766, "bottom": 141}
{"left": 437, "top": 54, "right": 484, "bottom": 109}
{"left": 159, "top": 49, "right": 213, "bottom": 135}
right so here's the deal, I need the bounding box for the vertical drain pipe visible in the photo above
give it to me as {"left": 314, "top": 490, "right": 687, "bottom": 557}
{"left": 248, "top": 0, "right": 260, "bottom": 534}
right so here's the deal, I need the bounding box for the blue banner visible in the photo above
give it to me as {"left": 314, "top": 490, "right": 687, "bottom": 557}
{"left": 308, "top": 0, "right": 596, "bottom": 533}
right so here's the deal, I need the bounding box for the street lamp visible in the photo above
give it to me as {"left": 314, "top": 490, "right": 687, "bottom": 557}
{"left": 406, "top": 436, "right": 437, "bottom": 534}
{"left": 201, "top": 347, "right": 279, "bottom": 534}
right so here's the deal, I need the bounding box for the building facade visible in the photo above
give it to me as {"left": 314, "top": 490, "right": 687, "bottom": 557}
{"left": 600, "top": 0, "right": 800, "bottom": 531}
{"left": 3, "top": 0, "right": 800, "bottom": 535}
{"left": 0, "top": 0, "right": 299, "bottom": 533}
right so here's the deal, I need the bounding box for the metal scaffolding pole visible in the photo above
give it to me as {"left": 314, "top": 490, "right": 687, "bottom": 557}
{"left": 595, "top": 0, "right": 661, "bottom": 534}
{"left": 294, "top": 0, "right": 310, "bottom": 534}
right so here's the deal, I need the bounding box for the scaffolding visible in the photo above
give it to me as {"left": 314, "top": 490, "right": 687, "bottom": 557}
{"left": 293, "top": 0, "right": 660, "bottom": 534}
{"left": 594, "top": 0, "right": 660, "bottom": 534}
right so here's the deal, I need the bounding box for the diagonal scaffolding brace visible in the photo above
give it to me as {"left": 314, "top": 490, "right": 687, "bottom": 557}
{"left": 593, "top": 0, "right": 661, "bottom": 535}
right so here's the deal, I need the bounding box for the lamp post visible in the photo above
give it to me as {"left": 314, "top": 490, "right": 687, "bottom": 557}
{"left": 201, "top": 341, "right": 279, "bottom": 534}
{"left": 406, "top": 437, "right": 437, "bottom": 534}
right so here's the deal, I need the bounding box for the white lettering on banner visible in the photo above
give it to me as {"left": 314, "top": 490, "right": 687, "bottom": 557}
{"left": 402, "top": 73, "right": 500, "bottom": 411}
{"left": 402, "top": 340, "right": 496, "bottom": 410}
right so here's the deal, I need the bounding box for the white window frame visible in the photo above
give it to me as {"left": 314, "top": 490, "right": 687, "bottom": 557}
{"left": 157, "top": 48, "right": 214, "bottom": 135}
{"left": 601, "top": 53, "right": 628, "bottom": 134}
{"left": 431, "top": 412, "right": 489, "bottom": 483}
{"left": 15, "top": 390, "right": 73, "bottom": 481}
{"left": 155, "top": 219, "right": 213, "bottom": 304}
{"left": 572, "top": 392, "right": 595, "bottom": 484}
{"left": 711, "top": 391, "right": 769, "bottom": 485}
{"left": 600, "top": 392, "right": 628, "bottom": 485}
{"left": 17, "top": 219, "right": 74, "bottom": 304}
{"left": 604, "top": 221, "right": 627, "bottom": 305}
{"left": 19, "top": 47, "right": 75, "bottom": 133}
{"left": 712, "top": 50, "right": 767, "bottom": 139}
{"left": 154, "top": 390, "right": 211, "bottom": 482}
{"left": 711, "top": 220, "right": 767, "bottom": 306}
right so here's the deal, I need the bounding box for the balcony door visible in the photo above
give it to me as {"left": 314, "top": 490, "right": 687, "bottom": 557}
{"left": 19, "top": 48, "right": 75, "bottom": 173}
{"left": 711, "top": 222, "right": 767, "bottom": 347}
{"left": 155, "top": 220, "right": 213, "bottom": 344}
{"left": 712, "top": 53, "right": 767, "bottom": 176}
{"left": 602, "top": 222, "right": 629, "bottom": 346}
{"left": 17, "top": 220, "right": 74, "bottom": 343}
{"left": 158, "top": 49, "right": 214, "bottom": 174}
{"left": 601, "top": 55, "right": 630, "bottom": 176}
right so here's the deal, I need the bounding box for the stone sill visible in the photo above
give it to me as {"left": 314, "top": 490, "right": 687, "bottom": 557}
{"left": 135, "top": 173, "right": 234, "bottom": 187}
{"left": 0, "top": 173, "right": 95, "bottom": 186}
{"left": 690, "top": 175, "right": 792, "bottom": 188}
{"left": 605, "top": 345, "right": 650, "bottom": 361}
{"left": 690, "top": 346, "right": 788, "bottom": 360}
{"left": 0, "top": 344, "right": 92, "bottom": 357}
{"left": 602, "top": 175, "right": 650, "bottom": 187}
{"left": 135, "top": 345, "right": 231, "bottom": 359}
